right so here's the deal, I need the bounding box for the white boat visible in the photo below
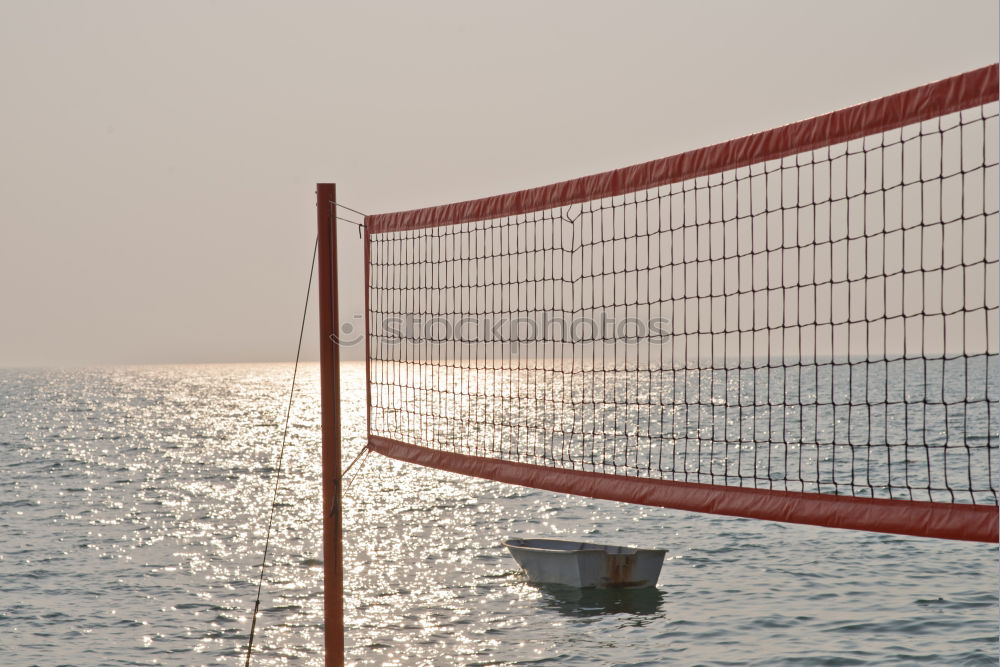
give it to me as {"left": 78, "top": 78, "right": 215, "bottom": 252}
{"left": 503, "top": 538, "right": 666, "bottom": 589}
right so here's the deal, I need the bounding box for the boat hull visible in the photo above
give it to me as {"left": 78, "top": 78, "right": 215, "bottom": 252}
{"left": 504, "top": 538, "right": 666, "bottom": 589}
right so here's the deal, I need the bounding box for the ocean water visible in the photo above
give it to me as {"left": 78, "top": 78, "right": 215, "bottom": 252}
{"left": 0, "top": 363, "right": 997, "bottom": 666}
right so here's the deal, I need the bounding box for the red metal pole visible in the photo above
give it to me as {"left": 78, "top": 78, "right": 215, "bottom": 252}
{"left": 316, "top": 183, "right": 344, "bottom": 667}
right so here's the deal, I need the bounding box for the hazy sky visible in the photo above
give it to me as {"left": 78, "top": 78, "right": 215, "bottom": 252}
{"left": 1, "top": 0, "right": 996, "bottom": 366}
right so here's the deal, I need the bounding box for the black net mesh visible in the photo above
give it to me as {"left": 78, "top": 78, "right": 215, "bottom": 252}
{"left": 367, "top": 102, "right": 999, "bottom": 505}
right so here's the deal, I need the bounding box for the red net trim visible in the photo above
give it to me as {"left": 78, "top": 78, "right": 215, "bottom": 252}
{"left": 367, "top": 64, "right": 998, "bottom": 234}
{"left": 369, "top": 436, "right": 998, "bottom": 542}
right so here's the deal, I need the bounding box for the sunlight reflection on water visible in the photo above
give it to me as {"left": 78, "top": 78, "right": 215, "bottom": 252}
{"left": 0, "top": 363, "right": 996, "bottom": 665}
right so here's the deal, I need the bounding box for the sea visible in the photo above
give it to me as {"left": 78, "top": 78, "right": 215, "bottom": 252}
{"left": 1, "top": 363, "right": 997, "bottom": 666}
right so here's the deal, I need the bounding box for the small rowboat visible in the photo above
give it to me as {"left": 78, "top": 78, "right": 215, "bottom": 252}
{"left": 503, "top": 538, "right": 666, "bottom": 589}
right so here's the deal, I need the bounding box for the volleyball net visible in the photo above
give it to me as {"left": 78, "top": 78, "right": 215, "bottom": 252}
{"left": 362, "top": 65, "right": 1000, "bottom": 542}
